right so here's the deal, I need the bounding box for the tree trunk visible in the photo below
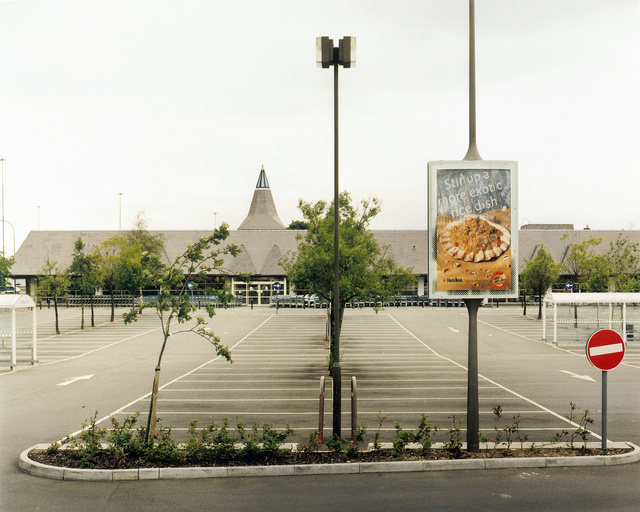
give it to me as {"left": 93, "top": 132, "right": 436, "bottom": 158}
{"left": 90, "top": 295, "right": 95, "bottom": 327}
{"left": 145, "top": 365, "right": 162, "bottom": 444}
{"left": 110, "top": 289, "right": 115, "bottom": 322}
{"left": 54, "top": 296, "right": 60, "bottom": 335}
{"left": 537, "top": 293, "right": 543, "bottom": 320}
{"left": 145, "top": 331, "right": 171, "bottom": 444}
{"left": 81, "top": 299, "right": 85, "bottom": 329}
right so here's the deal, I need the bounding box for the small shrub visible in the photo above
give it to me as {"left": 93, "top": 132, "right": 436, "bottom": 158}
{"left": 444, "top": 417, "right": 463, "bottom": 458}
{"left": 326, "top": 435, "right": 359, "bottom": 460}
{"left": 373, "top": 410, "right": 388, "bottom": 451}
{"left": 352, "top": 421, "right": 367, "bottom": 444}
{"left": 492, "top": 406, "right": 528, "bottom": 451}
{"left": 209, "top": 418, "right": 237, "bottom": 459}
{"left": 149, "top": 425, "right": 180, "bottom": 464}
{"left": 552, "top": 402, "right": 594, "bottom": 450}
{"left": 479, "top": 430, "right": 492, "bottom": 456}
{"left": 106, "top": 413, "right": 146, "bottom": 462}
{"left": 237, "top": 421, "right": 294, "bottom": 460}
{"left": 392, "top": 422, "right": 413, "bottom": 457}
{"left": 70, "top": 410, "right": 107, "bottom": 468}
{"left": 414, "top": 414, "right": 437, "bottom": 453}
{"left": 297, "top": 431, "right": 322, "bottom": 453}
{"left": 567, "top": 402, "right": 594, "bottom": 450}
{"left": 492, "top": 405, "right": 503, "bottom": 448}
{"left": 392, "top": 415, "right": 437, "bottom": 456}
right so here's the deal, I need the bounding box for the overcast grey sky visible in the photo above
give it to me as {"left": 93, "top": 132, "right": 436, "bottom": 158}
{"left": 1, "top": 0, "right": 638, "bottom": 254}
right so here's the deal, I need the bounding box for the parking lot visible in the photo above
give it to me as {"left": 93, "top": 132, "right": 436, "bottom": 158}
{"left": 3, "top": 303, "right": 640, "bottom": 512}
{"left": 4, "top": 303, "right": 634, "bottom": 446}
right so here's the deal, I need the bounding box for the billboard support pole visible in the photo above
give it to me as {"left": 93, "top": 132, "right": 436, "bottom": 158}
{"left": 463, "top": 0, "right": 481, "bottom": 161}
{"left": 464, "top": 0, "right": 481, "bottom": 453}
{"left": 464, "top": 298, "right": 481, "bottom": 452}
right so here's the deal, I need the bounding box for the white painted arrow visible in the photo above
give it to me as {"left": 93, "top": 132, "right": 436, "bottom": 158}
{"left": 448, "top": 327, "right": 460, "bottom": 333}
{"left": 57, "top": 374, "right": 95, "bottom": 386}
{"left": 559, "top": 370, "right": 596, "bottom": 382}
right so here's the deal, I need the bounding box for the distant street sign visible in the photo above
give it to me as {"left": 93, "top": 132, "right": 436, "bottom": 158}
{"left": 187, "top": 282, "right": 194, "bottom": 290}
{"left": 566, "top": 281, "right": 574, "bottom": 291}
{"left": 273, "top": 282, "right": 281, "bottom": 290}
{"left": 586, "top": 329, "right": 625, "bottom": 371}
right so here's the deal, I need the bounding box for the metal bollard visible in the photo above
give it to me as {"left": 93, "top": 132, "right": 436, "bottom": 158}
{"left": 318, "top": 376, "right": 325, "bottom": 443}
{"left": 351, "top": 376, "right": 357, "bottom": 441}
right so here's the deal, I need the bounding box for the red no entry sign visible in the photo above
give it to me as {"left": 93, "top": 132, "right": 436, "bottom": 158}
{"left": 586, "top": 329, "right": 625, "bottom": 371}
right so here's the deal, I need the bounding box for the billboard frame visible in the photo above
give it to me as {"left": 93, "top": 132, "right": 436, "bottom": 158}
{"left": 427, "top": 160, "right": 518, "bottom": 299}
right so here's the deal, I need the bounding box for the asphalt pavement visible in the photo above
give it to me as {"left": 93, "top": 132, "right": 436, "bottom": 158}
{"left": 2, "top": 304, "right": 639, "bottom": 511}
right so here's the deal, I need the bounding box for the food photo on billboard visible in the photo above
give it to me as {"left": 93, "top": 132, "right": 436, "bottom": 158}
{"left": 427, "top": 161, "right": 518, "bottom": 298}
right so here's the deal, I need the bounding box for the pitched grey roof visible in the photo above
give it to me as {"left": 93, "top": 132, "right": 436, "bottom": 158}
{"left": 237, "top": 166, "right": 285, "bottom": 230}
{"left": 518, "top": 229, "right": 640, "bottom": 265}
{"left": 12, "top": 228, "right": 640, "bottom": 279}
{"left": 12, "top": 229, "right": 428, "bottom": 277}
{"left": 9, "top": 166, "right": 639, "bottom": 281}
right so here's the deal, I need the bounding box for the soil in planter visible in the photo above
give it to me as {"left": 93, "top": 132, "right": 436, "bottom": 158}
{"left": 29, "top": 446, "right": 631, "bottom": 470}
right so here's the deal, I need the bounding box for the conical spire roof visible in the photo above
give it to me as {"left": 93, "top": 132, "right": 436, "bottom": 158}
{"left": 238, "top": 166, "right": 285, "bottom": 230}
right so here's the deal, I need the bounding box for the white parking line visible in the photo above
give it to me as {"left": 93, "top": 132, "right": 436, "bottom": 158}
{"left": 66, "top": 314, "right": 275, "bottom": 438}
{"left": 387, "top": 313, "right": 602, "bottom": 439}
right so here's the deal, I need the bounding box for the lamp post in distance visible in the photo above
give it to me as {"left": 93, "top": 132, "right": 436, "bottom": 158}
{"left": 118, "top": 192, "right": 124, "bottom": 230}
{"left": 316, "top": 35, "right": 356, "bottom": 439}
{"left": 1, "top": 158, "right": 6, "bottom": 255}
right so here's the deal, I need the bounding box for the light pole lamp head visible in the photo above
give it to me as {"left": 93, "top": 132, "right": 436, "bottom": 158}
{"left": 316, "top": 36, "right": 334, "bottom": 68}
{"left": 316, "top": 36, "right": 356, "bottom": 68}
{"left": 338, "top": 36, "right": 356, "bottom": 68}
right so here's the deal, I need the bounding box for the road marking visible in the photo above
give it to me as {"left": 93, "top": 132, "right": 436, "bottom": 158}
{"left": 57, "top": 374, "right": 95, "bottom": 386}
{"left": 387, "top": 313, "right": 603, "bottom": 440}
{"left": 65, "top": 314, "right": 276, "bottom": 439}
{"left": 448, "top": 327, "right": 459, "bottom": 333}
{"left": 39, "top": 328, "right": 162, "bottom": 366}
{"left": 559, "top": 370, "right": 596, "bottom": 382}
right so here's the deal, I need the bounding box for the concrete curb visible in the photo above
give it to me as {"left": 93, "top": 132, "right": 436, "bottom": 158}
{"left": 19, "top": 442, "right": 640, "bottom": 481}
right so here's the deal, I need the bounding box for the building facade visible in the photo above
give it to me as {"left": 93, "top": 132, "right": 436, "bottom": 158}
{"left": 11, "top": 167, "right": 640, "bottom": 303}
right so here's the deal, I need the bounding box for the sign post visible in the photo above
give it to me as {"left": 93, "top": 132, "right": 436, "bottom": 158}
{"left": 273, "top": 282, "right": 281, "bottom": 312}
{"left": 585, "top": 329, "right": 625, "bottom": 450}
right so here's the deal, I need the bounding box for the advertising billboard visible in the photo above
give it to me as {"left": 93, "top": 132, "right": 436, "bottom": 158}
{"left": 427, "top": 161, "right": 518, "bottom": 298}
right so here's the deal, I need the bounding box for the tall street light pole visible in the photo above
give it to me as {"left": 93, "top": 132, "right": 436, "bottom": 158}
{"left": 118, "top": 192, "right": 124, "bottom": 230}
{"left": 463, "top": 0, "right": 482, "bottom": 453}
{"left": 1, "top": 158, "right": 6, "bottom": 255}
{"left": 316, "top": 35, "right": 356, "bottom": 439}
{"left": 1, "top": 220, "right": 16, "bottom": 256}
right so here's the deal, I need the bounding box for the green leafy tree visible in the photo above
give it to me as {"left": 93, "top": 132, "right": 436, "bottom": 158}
{"left": 94, "top": 235, "right": 130, "bottom": 322}
{"left": 125, "top": 213, "right": 166, "bottom": 256}
{"left": 287, "top": 220, "right": 309, "bottom": 230}
{"left": 123, "top": 223, "right": 240, "bottom": 443}
{"left": 520, "top": 245, "right": 564, "bottom": 319}
{"left": 0, "top": 253, "right": 15, "bottom": 289}
{"left": 583, "top": 254, "right": 610, "bottom": 292}
{"left": 281, "top": 192, "right": 415, "bottom": 369}
{"left": 561, "top": 234, "right": 602, "bottom": 291}
{"left": 94, "top": 219, "right": 165, "bottom": 321}
{"left": 68, "top": 237, "right": 102, "bottom": 328}
{"left": 38, "top": 258, "right": 70, "bottom": 334}
{"left": 604, "top": 234, "right": 639, "bottom": 292}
